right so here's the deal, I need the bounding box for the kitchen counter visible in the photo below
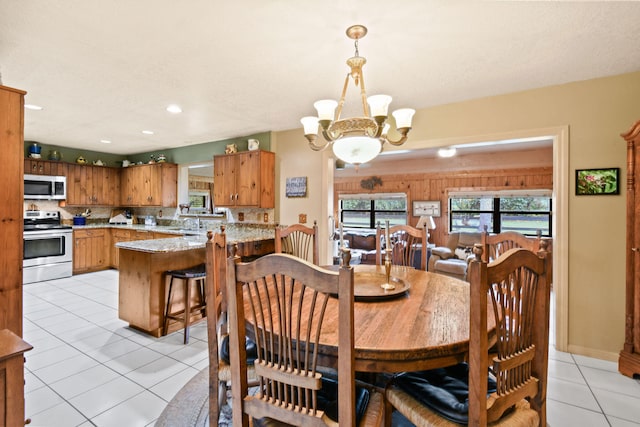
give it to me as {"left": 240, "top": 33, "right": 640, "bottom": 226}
{"left": 115, "top": 223, "right": 275, "bottom": 337}
{"left": 74, "top": 223, "right": 275, "bottom": 253}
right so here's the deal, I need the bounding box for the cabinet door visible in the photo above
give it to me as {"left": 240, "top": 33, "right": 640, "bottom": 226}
{"left": 141, "top": 164, "right": 162, "bottom": 206}
{"left": 121, "top": 166, "right": 140, "bottom": 206}
{"left": 73, "top": 229, "right": 108, "bottom": 273}
{"left": 236, "top": 151, "right": 260, "bottom": 206}
{"left": 66, "top": 164, "right": 90, "bottom": 205}
{"left": 213, "top": 155, "right": 237, "bottom": 206}
{"left": 111, "top": 229, "right": 131, "bottom": 268}
{"left": 101, "top": 167, "right": 120, "bottom": 206}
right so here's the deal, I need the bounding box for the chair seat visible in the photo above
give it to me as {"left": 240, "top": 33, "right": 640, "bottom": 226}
{"left": 252, "top": 379, "right": 385, "bottom": 427}
{"left": 386, "top": 386, "right": 538, "bottom": 427}
{"left": 166, "top": 263, "right": 206, "bottom": 279}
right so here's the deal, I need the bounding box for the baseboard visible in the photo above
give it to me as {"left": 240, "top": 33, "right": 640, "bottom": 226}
{"left": 566, "top": 344, "right": 619, "bottom": 362}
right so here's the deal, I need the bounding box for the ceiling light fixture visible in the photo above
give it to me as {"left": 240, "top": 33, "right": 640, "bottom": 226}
{"left": 438, "top": 147, "right": 457, "bottom": 158}
{"left": 300, "top": 25, "right": 415, "bottom": 168}
{"left": 100, "top": 139, "right": 112, "bottom": 144}
{"left": 24, "top": 104, "right": 43, "bottom": 110}
{"left": 166, "top": 104, "right": 182, "bottom": 114}
{"left": 142, "top": 130, "right": 154, "bottom": 135}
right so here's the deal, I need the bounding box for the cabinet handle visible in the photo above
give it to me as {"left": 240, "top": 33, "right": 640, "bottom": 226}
{"left": 235, "top": 193, "right": 239, "bottom": 201}
{"left": 39, "top": 165, "right": 43, "bottom": 173}
{"left": 230, "top": 194, "right": 234, "bottom": 202}
{"left": 32, "top": 164, "right": 37, "bottom": 172}
{"left": 633, "top": 248, "right": 640, "bottom": 252}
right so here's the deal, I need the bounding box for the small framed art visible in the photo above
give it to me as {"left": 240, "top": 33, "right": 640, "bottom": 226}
{"left": 412, "top": 200, "right": 441, "bottom": 217}
{"left": 285, "top": 176, "right": 307, "bottom": 197}
{"left": 575, "top": 168, "right": 620, "bottom": 196}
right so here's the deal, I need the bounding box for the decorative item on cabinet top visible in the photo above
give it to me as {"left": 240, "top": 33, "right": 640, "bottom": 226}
{"left": 248, "top": 139, "right": 260, "bottom": 151}
{"left": 225, "top": 143, "right": 238, "bottom": 154}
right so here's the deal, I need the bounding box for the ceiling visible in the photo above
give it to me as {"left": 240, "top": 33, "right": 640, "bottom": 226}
{"left": 2, "top": 1, "right": 639, "bottom": 156}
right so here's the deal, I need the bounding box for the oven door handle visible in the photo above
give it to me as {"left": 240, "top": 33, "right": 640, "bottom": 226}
{"left": 23, "top": 230, "right": 72, "bottom": 239}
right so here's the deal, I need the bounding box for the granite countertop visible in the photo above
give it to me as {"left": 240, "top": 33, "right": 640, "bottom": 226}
{"left": 98, "top": 223, "right": 276, "bottom": 253}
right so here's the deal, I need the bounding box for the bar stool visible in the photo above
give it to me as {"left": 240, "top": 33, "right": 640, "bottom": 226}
{"left": 163, "top": 264, "right": 207, "bottom": 344}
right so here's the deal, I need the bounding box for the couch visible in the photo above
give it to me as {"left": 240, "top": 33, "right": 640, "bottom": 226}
{"left": 341, "top": 229, "right": 379, "bottom": 265}
{"left": 428, "top": 232, "right": 483, "bottom": 281}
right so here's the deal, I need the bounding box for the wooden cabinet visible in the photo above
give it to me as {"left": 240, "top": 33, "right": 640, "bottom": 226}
{"left": 24, "top": 158, "right": 67, "bottom": 176}
{"left": 0, "top": 330, "right": 32, "bottom": 427}
{"left": 0, "top": 85, "right": 25, "bottom": 338}
{"left": 73, "top": 229, "right": 109, "bottom": 274}
{"left": 621, "top": 120, "right": 640, "bottom": 378}
{"left": 121, "top": 163, "right": 177, "bottom": 207}
{"left": 213, "top": 150, "right": 275, "bottom": 208}
{"left": 66, "top": 163, "right": 121, "bottom": 206}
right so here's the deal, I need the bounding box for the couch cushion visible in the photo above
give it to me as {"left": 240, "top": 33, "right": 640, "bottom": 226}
{"left": 434, "top": 259, "right": 468, "bottom": 275}
{"left": 457, "top": 232, "right": 482, "bottom": 247}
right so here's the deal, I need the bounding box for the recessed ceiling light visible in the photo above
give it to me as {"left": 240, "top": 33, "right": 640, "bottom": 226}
{"left": 142, "top": 130, "right": 154, "bottom": 135}
{"left": 438, "top": 147, "right": 457, "bottom": 158}
{"left": 166, "top": 104, "right": 182, "bottom": 114}
{"left": 100, "top": 139, "right": 112, "bottom": 144}
{"left": 24, "top": 104, "right": 43, "bottom": 110}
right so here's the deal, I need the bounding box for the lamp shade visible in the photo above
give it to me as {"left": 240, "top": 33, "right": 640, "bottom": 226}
{"left": 332, "top": 136, "right": 382, "bottom": 165}
{"left": 392, "top": 108, "right": 416, "bottom": 128}
{"left": 417, "top": 215, "right": 436, "bottom": 230}
{"left": 300, "top": 116, "right": 320, "bottom": 135}
{"left": 367, "top": 94, "right": 392, "bottom": 117}
{"left": 314, "top": 99, "right": 338, "bottom": 121}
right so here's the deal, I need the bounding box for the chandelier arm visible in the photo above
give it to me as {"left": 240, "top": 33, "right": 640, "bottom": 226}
{"left": 383, "top": 128, "right": 412, "bottom": 146}
{"left": 358, "top": 68, "right": 370, "bottom": 118}
{"left": 308, "top": 139, "right": 332, "bottom": 151}
{"left": 321, "top": 128, "right": 338, "bottom": 143}
{"left": 335, "top": 72, "right": 351, "bottom": 121}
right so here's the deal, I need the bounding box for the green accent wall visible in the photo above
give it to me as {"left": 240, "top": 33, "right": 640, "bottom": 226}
{"left": 24, "top": 131, "right": 271, "bottom": 167}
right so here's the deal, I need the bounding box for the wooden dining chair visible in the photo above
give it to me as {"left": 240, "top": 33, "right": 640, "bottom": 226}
{"left": 226, "top": 250, "right": 385, "bottom": 427}
{"left": 275, "top": 220, "right": 319, "bottom": 264}
{"left": 385, "top": 245, "right": 552, "bottom": 427}
{"left": 375, "top": 224, "right": 427, "bottom": 270}
{"left": 481, "top": 229, "right": 542, "bottom": 263}
{"left": 204, "top": 227, "right": 258, "bottom": 424}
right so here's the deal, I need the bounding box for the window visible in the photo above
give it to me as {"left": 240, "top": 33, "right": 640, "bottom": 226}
{"left": 449, "top": 191, "right": 551, "bottom": 236}
{"left": 340, "top": 193, "right": 407, "bottom": 229}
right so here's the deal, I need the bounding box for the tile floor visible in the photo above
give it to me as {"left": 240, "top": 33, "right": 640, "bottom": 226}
{"left": 22, "top": 270, "right": 640, "bottom": 426}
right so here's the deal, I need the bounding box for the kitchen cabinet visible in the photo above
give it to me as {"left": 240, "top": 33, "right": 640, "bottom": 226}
{"left": 121, "top": 163, "right": 177, "bottom": 207}
{"left": 73, "top": 228, "right": 109, "bottom": 274}
{"left": 0, "top": 329, "right": 32, "bottom": 427}
{"left": 213, "top": 150, "right": 275, "bottom": 208}
{"left": 0, "top": 85, "right": 26, "bottom": 338}
{"left": 24, "top": 158, "right": 67, "bottom": 176}
{"left": 621, "top": 119, "right": 640, "bottom": 378}
{"left": 66, "top": 163, "right": 120, "bottom": 206}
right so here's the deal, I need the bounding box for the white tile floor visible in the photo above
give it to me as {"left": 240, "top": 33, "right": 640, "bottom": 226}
{"left": 22, "top": 270, "right": 640, "bottom": 426}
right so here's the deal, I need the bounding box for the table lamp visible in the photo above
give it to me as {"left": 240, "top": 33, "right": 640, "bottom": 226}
{"left": 417, "top": 215, "right": 436, "bottom": 243}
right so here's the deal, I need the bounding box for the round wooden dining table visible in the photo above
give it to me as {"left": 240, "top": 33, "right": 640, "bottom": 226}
{"left": 310, "top": 264, "right": 496, "bottom": 374}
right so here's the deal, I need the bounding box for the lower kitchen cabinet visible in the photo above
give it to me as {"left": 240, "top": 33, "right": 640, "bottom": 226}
{"left": 0, "top": 329, "right": 32, "bottom": 427}
{"left": 73, "top": 229, "right": 109, "bottom": 274}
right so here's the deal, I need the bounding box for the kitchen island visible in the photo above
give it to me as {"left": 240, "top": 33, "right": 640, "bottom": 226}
{"left": 116, "top": 226, "right": 274, "bottom": 337}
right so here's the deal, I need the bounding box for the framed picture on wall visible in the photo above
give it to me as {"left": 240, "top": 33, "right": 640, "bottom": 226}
{"left": 575, "top": 168, "right": 620, "bottom": 195}
{"left": 285, "top": 176, "right": 307, "bottom": 197}
{"left": 412, "top": 200, "right": 441, "bottom": 217}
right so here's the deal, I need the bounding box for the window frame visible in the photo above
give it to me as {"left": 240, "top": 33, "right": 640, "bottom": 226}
{"left": 448, "top": 192, "right": 552, "bottom": 237}
{"left": 339, "top": 193, "right": 408, "bottom": 229}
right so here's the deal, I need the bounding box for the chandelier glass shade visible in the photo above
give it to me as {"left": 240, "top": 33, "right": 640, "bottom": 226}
{"left": 300, "top": 25, "right": 415, "bottom": 167}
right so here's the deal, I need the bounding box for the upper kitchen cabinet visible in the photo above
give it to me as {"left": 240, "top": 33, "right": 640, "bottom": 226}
{"left": 213, "top": 150, "right": 275, "bottom": 208}
{"left": 24, "top": 158, "right": 67, "bottom": 176}
{"left": 121, "top": 163, "right": 177, "bottom": 207}
{"left": 66, "top": 163, "right": 121, "bottom": 206}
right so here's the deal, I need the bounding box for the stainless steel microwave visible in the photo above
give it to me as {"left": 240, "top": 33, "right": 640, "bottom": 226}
{"left": 24, "top": 174, "right": 67, "bottom": 200}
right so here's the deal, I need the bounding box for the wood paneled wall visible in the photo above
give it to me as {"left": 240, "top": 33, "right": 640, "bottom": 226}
{"left": 334, "top": 166, "right": 553, "bottom": 247}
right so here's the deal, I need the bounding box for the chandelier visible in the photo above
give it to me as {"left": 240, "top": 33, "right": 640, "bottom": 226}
{"left": 300, "top": 25, "right": 415, "bottom": 167}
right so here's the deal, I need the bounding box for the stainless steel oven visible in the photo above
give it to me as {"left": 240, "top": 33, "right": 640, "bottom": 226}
{"left": 23, "top": 211, "right": 73, "bottom": 284}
